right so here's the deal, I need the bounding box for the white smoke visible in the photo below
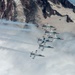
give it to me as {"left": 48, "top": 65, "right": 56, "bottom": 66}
{"left": 0, "top": 21, "right": 75, "bottom": 75}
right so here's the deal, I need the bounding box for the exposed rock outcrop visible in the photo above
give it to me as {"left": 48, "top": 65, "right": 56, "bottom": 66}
{"left": 73, "top": 6, "right": 75, "bottom": 13}
{"left": 50, "top": 0, "right": 75, "bottom": 13}
{"left": 37, "top": 0, "right": 63, "bottom": 18}
{"left": 0, "top": 0, "right": 74, "bottom": 23}
{"left": 37, "top": 0, "right": 54, "bottom": 18}
{"left": 20, "top": 0, "right": 37, "bottom": 23}
{"left": 66, "top": 15, "right": 73, "bottom": 23}
{"left": 0, "top": 0, "right": 16, "bottom": 20}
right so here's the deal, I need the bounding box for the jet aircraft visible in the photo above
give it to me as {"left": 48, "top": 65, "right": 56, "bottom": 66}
{"left": 48, "top": 36, "right": 63, "bottom": 40}
{"left": 30, "top": 50, "right": 45, "bottom": 59}
{"left": 45, "top": 30, "right": 59, "bottom": 34}
{"left": 42, "top": 25, "right": 55, "bottom": 29}
{"left": 38, "top": 44, "right": 53, "bottom": 51}
{"left": 37, "top": 38, "right": 52, "bottom": 44}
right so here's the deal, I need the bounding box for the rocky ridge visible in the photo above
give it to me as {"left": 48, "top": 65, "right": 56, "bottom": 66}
{"left": 0, "top": 0, "right": 75, "bottom": 24}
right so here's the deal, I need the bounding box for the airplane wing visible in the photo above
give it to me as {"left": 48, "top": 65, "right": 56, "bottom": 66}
{"left": 48, "top": 46, "right": 53, "bottom": 48}
{"left": 56, "top": 37, "right": 63, "bottom": 40}
{"left": 48, "top": 36, "right": 53, "bottom": 38}
{"left": 54, "top": 34, "right": 63, "bottom": 40}
{"left": 30, "top": 50, "right": 38, "bottom": 59}
{"left": 37, "top": 38, "right": 43, "bottom": 43}
{"left": 32, "top": 50, "right": 38, "bottom": 59}
{"left": 45, "top": 30, "right": 50, "bottom": 33}
{"left": 39, "top": 44, "right": 44, "bottom": 47}
{"left": 46, "top": 39, "right": 49, "bottom": 42}
{"left": 33, "top": 54, "right": 45, "bottom": 59}
{"left": 45, "top": 46, "right": 53, "bottom": 48}
{"left": 46, "top": 39, "right": 52, "bottom": 42}
{"left": 53, "top": 32, "right": 59, "bottom": 34}
{"left": 38, "top": 54, "right": 45, "bottom": 57}
{"left": 38, "top": 38, "right": 42, "bottom": 41}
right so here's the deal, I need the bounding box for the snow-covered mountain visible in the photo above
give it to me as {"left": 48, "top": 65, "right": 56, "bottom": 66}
{"left": 0, "top": 0, "right": 75, "bottom": 75}
{"left": 0, "top": 0, "right": 75, "bottom": 24}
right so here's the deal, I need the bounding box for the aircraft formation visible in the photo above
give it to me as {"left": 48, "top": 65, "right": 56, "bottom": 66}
{"left": 0, "top": 21, "right": 63, "bottom": 59}
{"left": 30, "top": 23, "right": 64, "bottom": 59}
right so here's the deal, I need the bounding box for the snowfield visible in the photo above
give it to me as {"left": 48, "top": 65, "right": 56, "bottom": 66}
{"left": 0, "top": 20, "right": 75, "bottom": 75}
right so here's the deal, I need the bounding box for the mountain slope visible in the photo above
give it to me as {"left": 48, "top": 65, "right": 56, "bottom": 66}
{"left": 0, "top": 0, "right": 75, "bottom": 24}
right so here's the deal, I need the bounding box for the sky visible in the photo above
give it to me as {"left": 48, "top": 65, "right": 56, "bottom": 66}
{"left": 69, "top": 0, "right": 75, "bottom": 5}
{"left": 0, "top": 20, "right": 75, "bottom": 75}
{"left": 0, "top": 0, "right": 75, "bottom": 75}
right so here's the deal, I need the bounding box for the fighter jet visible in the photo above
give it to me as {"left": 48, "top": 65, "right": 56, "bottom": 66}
{"left": 37, "top": 37, "right": 52, "bottom": 45}
{"left": 48, "top": 36, "right": 63, "bottom": 40}
{"left": 44, "top": 30, "right": 59, "bottom": 35}
{"left": 38, "top": 44, "right": 54, "bottom": 51}
{"left": 52, "top": 32, "right": 59, "bottom": 34}
{"left": 42, "top": 25, "right": 55, "bottom": 29}
{"left": 37, "top": 36, "right": 46, "bottom": 44}
{"left": 30, "top": 50, "right": 45, "bottom": 59}
{"left": 37, "top": 38, "right": 52, "bottom": 44}
{"left": 45, "top": 30, "right": 59, "bottom": 34}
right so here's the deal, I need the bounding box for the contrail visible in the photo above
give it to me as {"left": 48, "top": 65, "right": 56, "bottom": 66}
{"left": 0, "top": 46, "right": 28, "bottom": 54}
{"left": 0, "top": 37, "right": 37, "bottom": 45}
{"left": 0, "top": 25, "right": 30, "bottom": 31}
